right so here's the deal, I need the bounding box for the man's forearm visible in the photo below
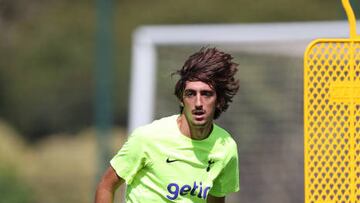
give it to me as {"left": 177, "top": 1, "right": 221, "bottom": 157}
{"left": 95, "top": 185, "right": 115, "bottom": 203}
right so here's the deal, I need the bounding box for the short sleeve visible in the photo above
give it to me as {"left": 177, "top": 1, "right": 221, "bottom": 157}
{"left": 209, "top": 141, "right": 240, "bottom": 197}
{"left": 110, "top": 128, "right": 148, "bottom": 185}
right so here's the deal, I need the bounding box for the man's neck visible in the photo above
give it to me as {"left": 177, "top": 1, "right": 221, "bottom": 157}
{"left": 177, "top": 114, "right": 213, "bottom": 140}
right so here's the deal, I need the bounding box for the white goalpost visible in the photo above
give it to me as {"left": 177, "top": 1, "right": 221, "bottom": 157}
{"left": 128, "top": 20, "right": 356, "bottom": 133}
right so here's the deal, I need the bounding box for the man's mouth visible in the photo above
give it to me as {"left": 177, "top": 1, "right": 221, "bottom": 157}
{"left": 193, "top": 110, "right": 205, "bottom": 115}
{"left": 192, "top": 110, "right": 206, "bottom": 121}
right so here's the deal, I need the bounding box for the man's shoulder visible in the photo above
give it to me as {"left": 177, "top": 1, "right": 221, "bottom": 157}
{"left": 212, "top": 124, "right": 237, "bottom": 147}
{"left": 213, "top": 124, "right": 232, "bottom": 138}
{"left": 131, "top": 114, "right": 178, "bottom": 137}
{"left": 150, "top": 114, "right": 178, "bottom": 127}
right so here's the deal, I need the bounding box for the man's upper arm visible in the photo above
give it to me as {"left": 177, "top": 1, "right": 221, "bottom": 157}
{"left": 99, "top": 166, "right": 125, "bottom": 190}
{"left": 110, "top": 127, "right": 149, "bottom": 185}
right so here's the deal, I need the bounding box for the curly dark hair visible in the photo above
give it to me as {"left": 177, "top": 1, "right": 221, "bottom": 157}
{"left": 173, "top": 47, "right": 239, "bottom": 119}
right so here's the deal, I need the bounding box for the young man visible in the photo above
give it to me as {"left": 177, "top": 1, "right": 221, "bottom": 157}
{"left": 95, "top": 47, "right": 240, "bottom": 203}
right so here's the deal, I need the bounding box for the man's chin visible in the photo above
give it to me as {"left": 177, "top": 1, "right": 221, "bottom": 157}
{"left": 184, "top": 114, "right": 213, "bottom": 127}
{"left": 191, "top": 120, "right": 210, "bottom": 128}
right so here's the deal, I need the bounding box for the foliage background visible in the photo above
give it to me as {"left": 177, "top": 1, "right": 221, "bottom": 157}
{"left": 0, "top": 0, "right": 350, "bottom": 202}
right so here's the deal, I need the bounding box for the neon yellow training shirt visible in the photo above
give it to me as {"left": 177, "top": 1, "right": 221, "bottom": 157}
{"left": 110, "top": 115, "right": 239, "bottom": 203}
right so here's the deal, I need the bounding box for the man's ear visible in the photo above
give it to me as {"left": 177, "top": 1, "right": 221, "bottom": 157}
{"left": 178, "top": 98, "right": 184, "bottom": 107}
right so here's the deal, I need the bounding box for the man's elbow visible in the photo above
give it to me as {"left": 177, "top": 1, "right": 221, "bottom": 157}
{"left": 94, "top": 167, "right": 124, "bottom": 203}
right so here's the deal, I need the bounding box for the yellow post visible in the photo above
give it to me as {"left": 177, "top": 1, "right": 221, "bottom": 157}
{"left": 342, "top": 0, "right": 360, "bottom": 39}
{"left": 304, "top": 1, "right": 360, "bottom": 202}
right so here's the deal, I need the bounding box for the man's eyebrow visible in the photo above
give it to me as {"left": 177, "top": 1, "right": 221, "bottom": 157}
{"left": 184, "top": 89, "right": 214, "bottom": 92}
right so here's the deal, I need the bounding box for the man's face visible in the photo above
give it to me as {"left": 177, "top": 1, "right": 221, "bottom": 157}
{"left": 181, "top": 81, "right": 217, "bottom": 127}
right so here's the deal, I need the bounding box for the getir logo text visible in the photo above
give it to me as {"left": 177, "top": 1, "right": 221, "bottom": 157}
{"left": 166, "top": 181, "right": 211, "bottom": 200}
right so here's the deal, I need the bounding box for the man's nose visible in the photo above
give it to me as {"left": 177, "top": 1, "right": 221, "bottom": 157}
{"left": 195, "top": 95, "right": 202, "bottom": 108}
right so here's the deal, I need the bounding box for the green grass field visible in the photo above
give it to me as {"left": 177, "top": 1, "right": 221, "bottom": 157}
{"left": 0, "top": 120, "right": 126, "bottom": 203}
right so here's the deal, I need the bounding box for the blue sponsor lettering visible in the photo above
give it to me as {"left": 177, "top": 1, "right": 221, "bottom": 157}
{"left": 166, "top": 183, "right": 179, "bottom": 200}
{"left": 166, "top": 182, "right": 211, "bottom": 200}
{"left": 180, "top": 184, "right": 191, "bottom": 195}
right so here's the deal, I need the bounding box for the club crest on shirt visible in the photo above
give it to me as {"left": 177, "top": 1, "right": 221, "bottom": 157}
{"left": 206, "top": 159, "right": 215, "bottom": 172}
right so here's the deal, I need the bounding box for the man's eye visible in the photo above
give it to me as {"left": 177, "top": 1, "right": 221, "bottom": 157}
{"left": 184, "top": 91, "right": 195, "bottom": 97}
{"left": 202, "top": 91, "right": 214, "bottom": 97}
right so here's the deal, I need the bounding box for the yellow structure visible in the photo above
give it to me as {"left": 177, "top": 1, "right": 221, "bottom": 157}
{"left": 304, "top": 0, "right": 360, "bottom": 202}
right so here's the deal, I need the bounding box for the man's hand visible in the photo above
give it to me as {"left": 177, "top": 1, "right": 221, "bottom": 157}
{"left": 95, "top": 166, "right": 124, "bottom": 203}
{"left": 207, "top": 195, "right": 225, "bottom": 203}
